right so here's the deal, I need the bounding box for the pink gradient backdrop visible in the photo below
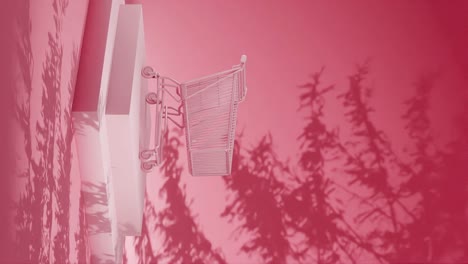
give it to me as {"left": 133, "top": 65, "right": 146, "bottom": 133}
{"left": 3, "top": 0, "right": 468, "bottom": 263}
{"left": 8, "top": 0, "right": 89, "bottom": 262}
{"left": 127, "top": 0, "right": 468, "bottom": 263}
{"left": 137, "top": 0, "right": 463, "bottom": 141}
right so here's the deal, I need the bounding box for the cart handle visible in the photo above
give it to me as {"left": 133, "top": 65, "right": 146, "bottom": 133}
{"left": 185, "top": 56, "right": 247, "bottom": 101}
{"left": 239, "top": 55, "right": 247, "bottom": 102}
{"left": 184, "top": 69, "right": 243, "bottom": 100}
{"left": 240, "top": 55, "right": 247, "bottom": 64}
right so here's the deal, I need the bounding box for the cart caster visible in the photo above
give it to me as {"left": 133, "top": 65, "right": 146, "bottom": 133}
{"left": 140, "top": 149, "right": 155, "bottom": 160}
{"left": 141, "top": 66, "right": 156, "bottom": 79}
{"left": 141, "top": 160, "right": 157, "bottom": 173}
{"left": 145, "top": 92, "right": 160, "bottom": 104}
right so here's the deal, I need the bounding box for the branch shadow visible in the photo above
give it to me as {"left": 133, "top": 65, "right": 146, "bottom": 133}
{"left": 395, "top": 73, "right": 468, "bottom": 263}
{"left": 13, "top": 0, "right": 34, "bottom": 262}
{"left": 219, "top": 65, "right": 468, "bottom": 264}
{"left": 80, "top": 181, "right": 112, "bottom": 236}
{"left": 133, "top": 130, "right": 227, "bottom": 264}
{"left": 14, "top": 0, "right": 79, "bottom": 263}
{"left": 75, "top": 190, "right": 90, "bottom": 264}
{"left": 222, "top": 135, "right": 292, "bottom": 264}
{"left": 71, "top": 109, "right": 99, "bottom": 136}
{"left": 221, "top": 68, "right": 387, "bottom": 264}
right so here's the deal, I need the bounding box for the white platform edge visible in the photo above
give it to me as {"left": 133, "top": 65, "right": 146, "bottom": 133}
{"left": 72, "top": 2, "right": 148, "bottom": 264}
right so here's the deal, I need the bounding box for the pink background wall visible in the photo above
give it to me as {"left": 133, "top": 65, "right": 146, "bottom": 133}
{"left": 7, "top": 0, "right": 89, "bottom": 262}
{"left": 2, "top": 0, "right": 468, "bottom": 263}
{"left": 126, "top": 1, "right": 468, "bottom": 263}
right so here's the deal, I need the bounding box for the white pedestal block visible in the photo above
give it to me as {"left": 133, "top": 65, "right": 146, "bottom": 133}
{"left": 105, "top": 0, "right": 148, "bottom": 245}
{"left": 72, "top": 2, "right": 148, "bottom": 263}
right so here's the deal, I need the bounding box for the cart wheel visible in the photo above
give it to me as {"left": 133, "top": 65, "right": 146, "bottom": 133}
{"left": 139, "top": 149, "right": 154, "bottom": 160}
{"left": 146, "top": 92, "right": 160, "bottom": 104}
{"left": 141, "top": 66, "right": 156, "bottom": 79}
{"left": 141, "top": 161, "right": 156, "bottom": 172}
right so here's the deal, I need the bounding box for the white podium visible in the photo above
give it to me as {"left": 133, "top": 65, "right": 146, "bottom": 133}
{"left": 72, "top": 3, "right": 148, "bottom": 263}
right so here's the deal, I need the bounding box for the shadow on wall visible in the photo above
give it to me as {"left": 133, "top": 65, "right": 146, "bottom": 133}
{"left": 0, "top": 1, "right": 18, "bottom": 260}
{"left": 136, "top": 58, "right": 468, "bottom": 262}
{"left": 222, "top": 65, "right": 468, "bottom": 263}
{"left": 14, "top": 0, "right": 89, "bottom": 263}
{"left": 80, "top": 181, "right": 112, "bottom": 236}
{"left": 75, "top": 190, "right": 90, "bottom": 264}
{"left": 133, "top": 130, "right": 227, "bottom": 264}
{"left": 223, "top": 134, "right": 293, "bottom": 264}
{"left": 134, "top": 63, "right": 468, "bottom": 263}
{"left": 90, "top": 253, "right": 116, "bottom": 264}
{"left": 72, "top": 111, "right": 100, "bottom": 136}
{"left": 13, "top": 0, "right": 34, "bottom": 261}
{"left": 7, "top": 1, "right": 468, "bottom": 262}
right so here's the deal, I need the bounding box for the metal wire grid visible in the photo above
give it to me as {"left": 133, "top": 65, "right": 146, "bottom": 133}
{"left": 139, "top": 56, "right": 246, "bottom": 176}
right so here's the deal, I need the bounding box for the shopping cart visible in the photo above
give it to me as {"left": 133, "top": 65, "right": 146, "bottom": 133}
{"left": 139, "top": 55, "right": 247, "bottom": 176}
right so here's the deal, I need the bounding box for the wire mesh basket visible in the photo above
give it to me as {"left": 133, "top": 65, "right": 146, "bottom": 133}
{"left": 140, "top": 55, "right": 247, "bottom": 176}
{"left": 182, "top": 57, "right": 246, "bottom": 175}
